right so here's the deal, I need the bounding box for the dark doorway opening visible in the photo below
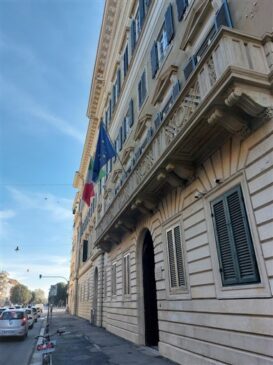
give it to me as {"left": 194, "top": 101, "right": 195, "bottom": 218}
{"left": 142, "top": 230, "right": 159, "bottom": 346}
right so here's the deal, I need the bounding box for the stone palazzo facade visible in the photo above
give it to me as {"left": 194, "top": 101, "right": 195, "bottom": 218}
{"left": 68, "top": 1, "right": 273, "bottom": 364}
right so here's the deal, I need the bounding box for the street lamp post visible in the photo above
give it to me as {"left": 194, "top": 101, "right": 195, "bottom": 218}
{"left": 39, "top": 274, "right": 69, "bottom": 283}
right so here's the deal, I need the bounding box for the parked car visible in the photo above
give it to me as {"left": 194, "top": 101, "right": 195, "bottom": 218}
{"left": 0, "top": 307, "right": 7, "bottom": 316}
{"left": 0, "top": 309, "right": 28, "bottom": 339}
{"left": 31, "top": 307, "right": 38, "bottom": 322}
{"left": 35, "top": 303, "right": 44, "bottom": 314}
{"left": 24, "top": 308, "right": 35, "bottom": 329}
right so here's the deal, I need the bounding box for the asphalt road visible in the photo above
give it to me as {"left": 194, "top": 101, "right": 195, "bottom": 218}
{"left": 0, "top": 315, "right": 43, "bottom": 365}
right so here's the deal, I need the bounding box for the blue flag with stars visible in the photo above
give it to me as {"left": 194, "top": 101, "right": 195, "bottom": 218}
{"left": 92, "top": 123, "right": 116, "bottom": 182}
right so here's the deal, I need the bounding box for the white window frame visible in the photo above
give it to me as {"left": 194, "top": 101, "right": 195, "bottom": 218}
{"left": 163, "top": 215, "right": 191, "bottom": 299}
{"left": 204, "top": 173, "right": 271, "bottom": 299}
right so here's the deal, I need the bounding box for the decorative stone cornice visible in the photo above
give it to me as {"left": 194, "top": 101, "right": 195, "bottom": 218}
{"left": 134, "top": 114, "right": 152, "bottom": 141}
{"left": 129, "top": 0, "right": 138, "bottom": 18}
{"left": 152, "top": 65, "right": 178, "bottom": 105}
{"left": 121, "top": 146, "right": 134, "bottom": 165}
{"left": 180, "top": 0, "right": 213, "bottom": 51}
{"left": 119, "top": 26, "right": 130, "bottom": 54}
{"left": 111, "top": 168, "right": 122, "bottom": 183}
{"left": 77, "top": 0, "right": 119, "bottom": 189}
{"left": 103, "top": 188, "right": 112, "bottom": 200}
{"left": 111, "top": 61, "right": 120, "bottom": 82}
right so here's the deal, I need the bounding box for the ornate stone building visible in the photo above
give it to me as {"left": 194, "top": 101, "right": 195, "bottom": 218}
{"left": 69, "top": 0, "right": 273, "bottom": 363}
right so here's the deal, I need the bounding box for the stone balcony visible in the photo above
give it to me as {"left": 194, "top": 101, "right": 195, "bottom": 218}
{"left": 88, "top": 27, "right": 273, "bottom": 251}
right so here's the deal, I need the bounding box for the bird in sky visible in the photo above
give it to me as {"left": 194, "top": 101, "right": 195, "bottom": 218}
{"left": 15, "top": 246, "right": 19, "bottom": 252}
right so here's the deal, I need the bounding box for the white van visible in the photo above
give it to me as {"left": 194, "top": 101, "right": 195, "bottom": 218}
{"left": 34, "top": 303, "right": 44, "bottom": 313}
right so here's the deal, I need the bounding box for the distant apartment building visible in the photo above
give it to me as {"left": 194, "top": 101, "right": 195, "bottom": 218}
{"left": 69, "top": 0, "right": 273, "bottom": 363}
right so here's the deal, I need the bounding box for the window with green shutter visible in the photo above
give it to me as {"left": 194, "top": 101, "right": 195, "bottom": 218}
{"left": 82, "top": 240, "right": 88, "bottom": 262}
{"left": 138, "top": 71, "right": 147, "bottom": 108}
{"left": 123, "top": 253, "right": 130, "bottom": 295}
{"left": 111, "top": 263, "right": 117, "bottom": 296}
{"left": 166, "top": 224, "right": 187, "bottom": 290}
{"left": 211, "top": 185, "right": 260, "bottom": 286}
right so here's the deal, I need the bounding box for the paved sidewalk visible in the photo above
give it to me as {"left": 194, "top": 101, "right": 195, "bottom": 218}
{"left": 49, "top": 310, "right": 177, "bottom": 365}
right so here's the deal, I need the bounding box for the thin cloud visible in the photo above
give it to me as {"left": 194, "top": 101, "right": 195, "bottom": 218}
{"left": 0, "top": 209, "right": 16, "bottom": 238}
{"left": 31, "top": 107, "right": 85, "bottom": 143}
{"left": 0, "top": 33, "right": 51, "bottom": 76}
{"left": 0, "top": 77, "right": 85, "bottom": 143}
{"left": 6, "top": 255, "right": 70, "bottom": 293}
{"left": 0, "top": 209, "right": 16, "bottom": 220}
{"left": 8, "top": 187, "right": 73, "bottom": 223}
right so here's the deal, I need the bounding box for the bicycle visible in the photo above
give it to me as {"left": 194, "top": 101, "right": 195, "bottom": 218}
{"left": 35, "top": 329, "right": 65, "bottom": 365}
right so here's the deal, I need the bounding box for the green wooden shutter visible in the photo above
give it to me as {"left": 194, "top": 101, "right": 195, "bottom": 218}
{"left": 139, "top": 0, "right": 145, "bottom": 29}
{"left": 212, "top": 198, "right": 238, "bottom": 285}
{"left": 117, "top": 69, "right": 121, "bottom": 97}
{"left": 165, "top": 3, "right": 175, "bottom": 44}
{"left": 112, "top": 264, "right": 116, "bottom": 295}
{"left": 215, "top": 0, "right": 233, "bottom": 30}
{"left": 138, "top": 78, "right": 142, "bottom": 108}
{"left": 212, "top": 186, "right": 260, "bottom": 286}
{"left": 123, "top": 256, "right": 127, "bottom": 295}
{"left": 82, "top": 240, "right": 88, "bottom": 262}
{"left": 129, "top": 99, "right": 134, "bottom": 127}
{"left": 176, "top": 0, "right": 188, "bottom": 21}
{"left": 226, "top": 187, "right": 260, "bottom": 284}
{"left": 174, "top": 226, "right": 186, "bottom": 287}
{"left": 150, "top": 42, "right": 159, "bottom": 79}
{"left": 167, "top": 230, "right": 177, "bottom": 288}
{"left": 130, "top": 19, "right": 136, "bottom": 54}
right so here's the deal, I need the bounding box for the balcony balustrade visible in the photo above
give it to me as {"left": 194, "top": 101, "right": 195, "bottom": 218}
{"left": 80, "top": 27, "right": 272, "bottom": 250}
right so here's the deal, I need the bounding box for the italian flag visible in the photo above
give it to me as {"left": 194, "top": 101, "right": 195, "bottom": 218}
{"left": 82, "top": 159, "right": 95, "bottom": 206}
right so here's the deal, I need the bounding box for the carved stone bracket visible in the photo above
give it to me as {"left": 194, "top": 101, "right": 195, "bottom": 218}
{"left": 131, "top": 199, "right": 152, "bottom": 215}
{"left": 156, "top": 169, "right": 185, "bottom": 187}
{"left": 137, "top": 194, "right": 157, "bottom": 211}
{"left": 115, "top": 220, "right": 133, "bottom": 233}
{"left": 207, "top": 107, "right": 249, "bottom": 135}
{"left": 225, "top": 88, "right": 267, "bottom": 117}
{"left": 260, "top": 107, "right": 273, "bottom": 122}
{"left": 166, "top": 163, "right": 193, "bottom": 180}
{"left": 100, "top": 241, "right": 112, "bottom": 253}
{"left": 104, "top": 233, "right": 119, "bottom": 245}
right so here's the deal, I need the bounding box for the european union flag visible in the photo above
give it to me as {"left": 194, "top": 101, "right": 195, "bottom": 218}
{"left": 92, "top": 123, "right": 116, "bottom": 182}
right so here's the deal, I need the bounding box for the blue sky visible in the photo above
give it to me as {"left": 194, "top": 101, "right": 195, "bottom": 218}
{"left": 0, "top": 0, "right": 104, "bottom": 296}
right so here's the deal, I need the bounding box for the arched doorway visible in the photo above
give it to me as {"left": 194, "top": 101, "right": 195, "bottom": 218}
{"left": 92, "top": 267, "right": 98, "bottom": 325}
{"left": 142, "top": 230, "right": 159, "bottom": 346}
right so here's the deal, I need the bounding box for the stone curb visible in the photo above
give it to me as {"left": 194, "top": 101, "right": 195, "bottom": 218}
{"left": 28, "top": 321, "right": 45, "bottom": 365}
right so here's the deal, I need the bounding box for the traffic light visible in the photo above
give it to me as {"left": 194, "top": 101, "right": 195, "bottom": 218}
{"left": 39, "top": 274, "right": 42, "bottom": 279}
